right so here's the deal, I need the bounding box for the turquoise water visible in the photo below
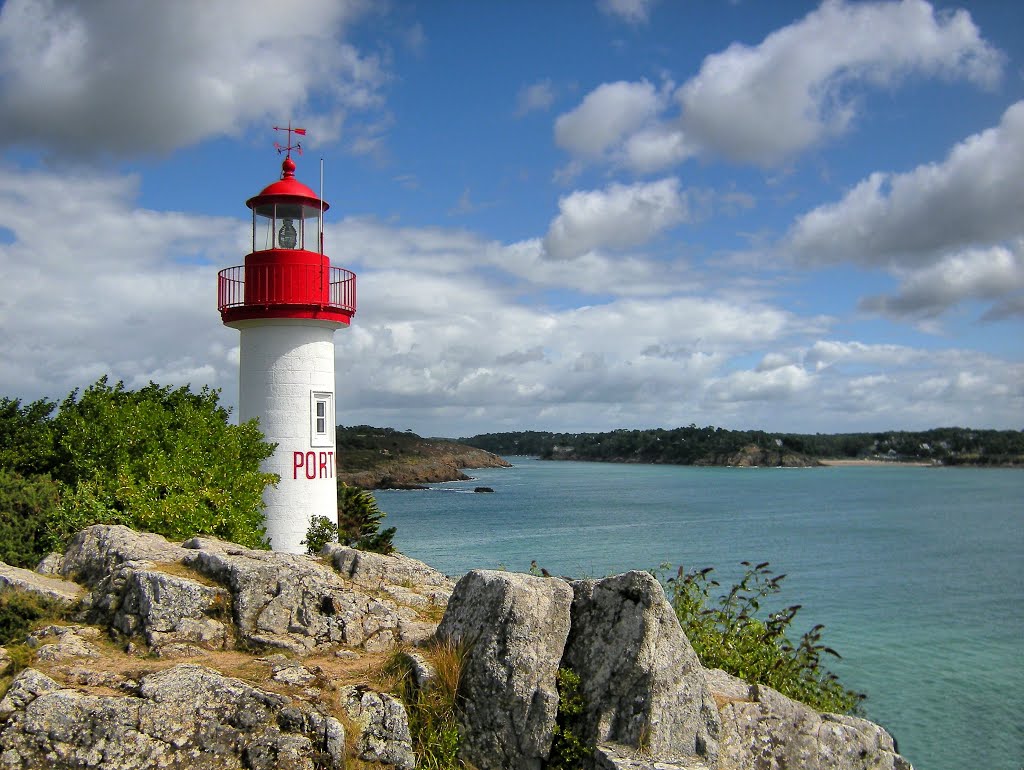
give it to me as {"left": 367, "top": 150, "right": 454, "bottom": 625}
{"left": 374, "top": 458, "right": 1024, "bottom": 770}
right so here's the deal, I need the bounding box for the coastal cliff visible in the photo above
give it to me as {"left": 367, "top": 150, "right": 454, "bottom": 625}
{"left": 0, "top": 525, "right": 914, "bottom": 770}
{"left": 336, "top": 426, "right": 510, "bottom": 489}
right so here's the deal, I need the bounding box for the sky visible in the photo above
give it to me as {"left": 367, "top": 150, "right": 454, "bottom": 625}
{"left": 0, "top": 0, "right": 1022, "bottom": 438}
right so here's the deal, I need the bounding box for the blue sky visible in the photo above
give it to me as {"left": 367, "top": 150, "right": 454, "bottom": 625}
{"left": 1, "top": 0, "right": 1021, "bottom": 437}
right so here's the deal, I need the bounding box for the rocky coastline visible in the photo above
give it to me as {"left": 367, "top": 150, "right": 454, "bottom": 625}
{"left": 336, "top": 431, "right": 511, "bottom": 490}
{"left": 0, "top": 525, "right": 914, "bottom": 769}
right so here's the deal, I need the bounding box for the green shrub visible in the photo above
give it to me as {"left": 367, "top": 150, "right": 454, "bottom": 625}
{"left": 302, "top": 515, "right": 338, "bottom": 554}
{"left": 547, "top": 667, "right": 592, "bottom": 769}
{"left": 337, "top": 484, "right": 396, "bottom": 554}
{"left": 49, "top": 377, "right": 276, "bottom": 549}
{"left": 0, "top": 470, "right": 61, "bottom": 568}
{"left": 0, "top": 588, "right": 73, "bottom": 645}
{"left": 0, "top": 397, "right": 56, "bottom": 476}
{"left": 2, "top": 643, "right": 36, "bottom": 678}
{"left": 664, "top": 561, "right": 864, "bottom": 714}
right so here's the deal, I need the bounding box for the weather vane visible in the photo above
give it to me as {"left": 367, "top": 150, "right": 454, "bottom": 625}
{"left": 273, "top": 122, "right": 306, "bottom": 158}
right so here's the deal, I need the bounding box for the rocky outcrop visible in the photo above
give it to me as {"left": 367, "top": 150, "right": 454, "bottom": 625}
{"left": 694, "top": 444, "right": 821, "bottom": 468}
{"left": 0, "top": 664, "right": 346, "bottom": 769}
{"left": 706, "top": 669, "right": 911, "bottom": 770}
{"left": 337, "top": 442, "right": 512, "bottom": 490}
{"left": 324, "top": 543, "right": 454, "bottom": 609}
{"left": 436, "top": 569, "right": 574, "bottom": 770}
{"left": 593, "top": 742, "right": 715, "bottom": 769}
{"left": 0, "top": 564, "right": 84, "bottom": 606}
{"left": 0, "top": 525, "right": 914, "bottom": 770}
{"left": 338, "top": 686, "right": 416, "bottom": 769}
{"left": 435, "top": 568, "right": 912, "bottom": 770}
{"left": 0, "top": 525, "right": 457, "bottom": 769}
{"left": 45, "top": 525, "right": 448, "bottom": 655}
{"left": 178, "top": 536, "right": 404, "bottom": 653}
{"left": 564, "top": 571, "right": 721, "bottom": 766}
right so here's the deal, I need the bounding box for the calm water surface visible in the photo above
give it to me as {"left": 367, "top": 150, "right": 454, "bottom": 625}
{"left": 375, "top": 458, "right": 1024, "bottom": 770}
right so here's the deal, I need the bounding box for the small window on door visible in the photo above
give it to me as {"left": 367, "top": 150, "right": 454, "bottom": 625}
{"left": 310, "top": 392, "right": 334, "bottom": 447}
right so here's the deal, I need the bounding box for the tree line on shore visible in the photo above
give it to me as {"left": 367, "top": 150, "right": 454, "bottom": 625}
{"left": 461, "top": 425, "right": 1024, "bottom": 466}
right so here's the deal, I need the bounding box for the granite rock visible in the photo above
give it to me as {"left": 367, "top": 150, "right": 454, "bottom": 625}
{"left": 563, "top": 571, "right": 721, "bottom": 766}
{"left": 436, "top": 569, "right": 574, "bottom": 770}
{"left": 0, "top": 664, "right": 347, "bottom": 770}
{"left": 0, "top": 562, "right": 85, "bottom": 606}
{"left": 708, "top": 668, "right": 913, "bottom": 770}
{"left": 338, "top": 685, "right": 417, "bottom": 769}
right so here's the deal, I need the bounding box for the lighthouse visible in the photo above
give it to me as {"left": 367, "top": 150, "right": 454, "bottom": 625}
{"left": 217, "top": 129, "right": 356, "bottom": 552}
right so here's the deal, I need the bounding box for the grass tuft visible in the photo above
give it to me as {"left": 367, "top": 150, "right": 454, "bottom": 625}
{"left": 0, "top": 587, "right": 76, "bottom": 646}
{"left": 384, "top": 638, "right": 473, "bottom": 769}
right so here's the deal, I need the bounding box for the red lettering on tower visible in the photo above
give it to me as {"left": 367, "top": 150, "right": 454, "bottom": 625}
{"left": 292, "top": 449, "right": 338, "bottom": 480}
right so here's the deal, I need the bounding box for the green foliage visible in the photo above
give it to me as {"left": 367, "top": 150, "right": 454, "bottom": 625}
{"left": 0, "top": 588, "right": 73, "bottom": 645}
{"left": 337, "top": 483, "right": 396, "bottom": 554}
{"left": 664, "top": 561, "right": 865, "bottom": 714}
{"left": 302, "top": 515, "right": 338, "bottom": 555}
{"left": 46, "top": 377, "right": 276, "bottom": 549}
{"left": 2, "top": 643, "right": 35, "bottom": 678}
{"left": 462, "top": 427, "right": 1024, "bottom": 466}
{"left": 386, "top": 640, "right": 468, "bottom": 769}
{"left": 0, "top": 397, "right": 57, "bottom": 476}
{"left": 546, "top": 667, "right": 592, "bottom": 769}
{"left": 0, "top": 469, "right": 61, "bottom": 568}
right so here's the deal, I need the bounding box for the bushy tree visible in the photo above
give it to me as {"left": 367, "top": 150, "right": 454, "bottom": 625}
{"left": 0, "top": 397, "right": 56, "bottom": 476}
{"left": 337, "top": 483, "right": 396, "bottom": 554}
{"left": 48, "top": 377, "right": 276, "bottom": 549}
{"left": 0, "top": 469, "right": 60, "bottom": 568}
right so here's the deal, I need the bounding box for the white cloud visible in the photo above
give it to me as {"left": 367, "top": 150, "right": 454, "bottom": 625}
{"left": 704, "top": 343, "right": 1023, "bottom": 433}
{"left": 0, "top": 0, "right": 384, "bottom": 155}
{"left": 1, "top": 166, "right": 1019, "bottom": 438}
{"left": 803, "top": 340, "right": 922, "bottom": 370}
{"left": 597, "top": 0, "right": 658, "bottom": 25}
{"left": 790, "top": 101, "right": 1024, "bottom": 267}
{"left": 543, "top": 178, "right": 688, "bottom": 259}
{"left": 0, "top": 168, "right": 242, "bottom": 401}
{"left": 516, "top": 80, "right": 556, "bottom": 117}
{"left": 557, "top": 1, "right": 1003, "bottom": 174}
{"left": 756, "top": 352, "right": 796, "bottom": 372}
{"left": 787, "top": 102, "right": 1024, "bottom": 321}
{"left": 619, "top": 126, "right": 695, "bottom": 174}
{"left": 710, "top": 365, "right": 814, "bottom": 402}
{"left": 860, "top": 243, "right": 1024, "bottom": 320}
{"left": 677, "top": 0, "right": 1004, "bottom": 166}
{"left": 554, "top": 80, "right": 663, "bottom": 159}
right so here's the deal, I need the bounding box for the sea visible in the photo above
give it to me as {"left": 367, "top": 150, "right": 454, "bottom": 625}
{"left": 373, "top": 457, "right": 1023, "bottom": 770}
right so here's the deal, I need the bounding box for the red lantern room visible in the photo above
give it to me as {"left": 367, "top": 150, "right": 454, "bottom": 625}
{"left": 218, "top": 153, "right": 356, "bottom": 326}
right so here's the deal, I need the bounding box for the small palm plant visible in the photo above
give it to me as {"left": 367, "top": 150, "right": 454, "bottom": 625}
{"left": 337, "top": 483, "right": 396, "bottom": 554}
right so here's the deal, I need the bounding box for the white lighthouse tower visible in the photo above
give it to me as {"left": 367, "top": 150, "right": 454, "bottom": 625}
{"left": 217, "top": 129, "right": 356, "bottom": 552}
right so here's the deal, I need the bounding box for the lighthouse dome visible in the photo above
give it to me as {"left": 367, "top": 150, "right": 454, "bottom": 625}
{"left": 246, "top": 156, "right": 329, "bottom": 214}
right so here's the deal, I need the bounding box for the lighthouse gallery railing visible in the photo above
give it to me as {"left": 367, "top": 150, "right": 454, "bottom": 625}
{"left": 217, "top": 264, "right": 356, "bottom": 314}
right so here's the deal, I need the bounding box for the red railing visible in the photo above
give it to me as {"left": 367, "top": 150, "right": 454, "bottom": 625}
{"left": 218, "top": 264, "right": 356, "bottom": 314}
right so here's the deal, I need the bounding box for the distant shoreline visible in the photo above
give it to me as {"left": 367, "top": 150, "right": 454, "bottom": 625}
{"left": 818, "top": 458, "right": 935, "bottom": 467}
